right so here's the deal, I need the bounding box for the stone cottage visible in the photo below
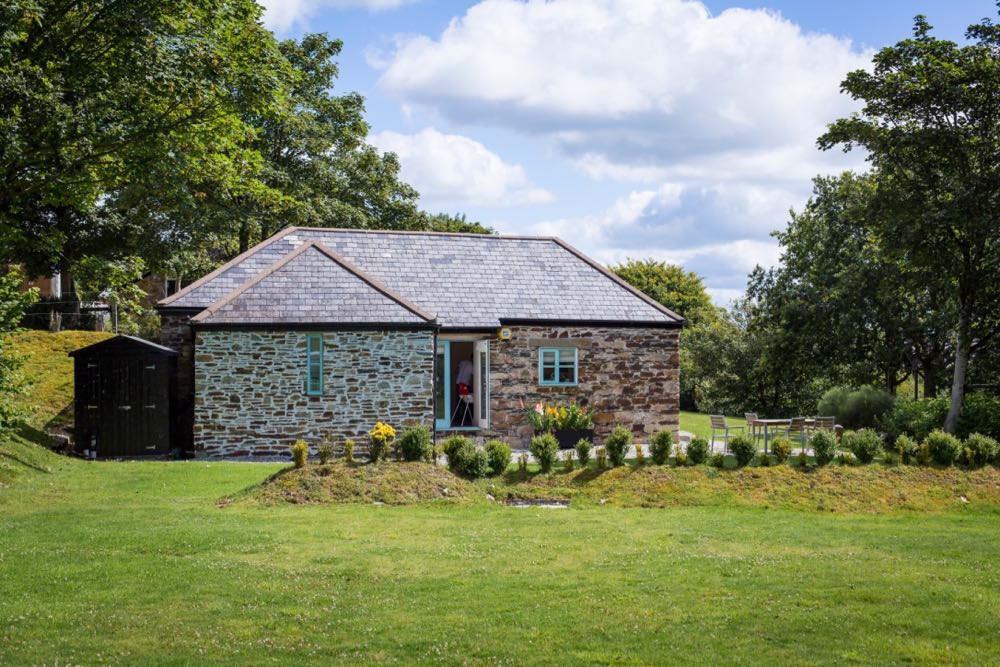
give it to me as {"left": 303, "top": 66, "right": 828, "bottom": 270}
{"left": 157, "top": 227, "right": 683, "bottom": 457}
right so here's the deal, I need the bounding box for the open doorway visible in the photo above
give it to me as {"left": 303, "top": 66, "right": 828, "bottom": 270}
{"left": 435, "top": 338, "right": 490, "bottom": 431}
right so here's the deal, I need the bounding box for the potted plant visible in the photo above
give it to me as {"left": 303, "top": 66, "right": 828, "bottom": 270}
{"left": 525, "top": 401, "right": 594, "bottom": 449}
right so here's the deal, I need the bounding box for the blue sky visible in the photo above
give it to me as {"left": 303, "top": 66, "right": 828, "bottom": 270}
{"left": 260, "top": 0, "right": 994, "bottom": 303}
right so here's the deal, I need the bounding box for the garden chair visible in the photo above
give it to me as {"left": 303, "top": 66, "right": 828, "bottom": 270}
{"left": 781, "top": 417, "right": 808, "bottom": 448}
{"left": 813, "top": 416, "right": 835, "bottom": 431}
{"left": 745, "top": 412, "right": 760, "bottom": 442}
{"left": 710, "top": 415, "right": 744, "bottom": 453}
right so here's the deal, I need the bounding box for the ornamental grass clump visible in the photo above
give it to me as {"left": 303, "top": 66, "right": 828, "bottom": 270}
{"left": 398, "top": 425, "right": 433, "bottom": 462}
{"left": 562, "top": 449, "right": 575, "bottom": 472}
{"left": 728, "top": 434, "right": 756, "bottom": 468}
{"left": 290, "top": 440, "right": 309, "bottom": 469}
{"left": 687, "top": 437, "right": 709, "bottom": 465}
{"left": 673, "top": 444, "right": 688, "bottom": 467}
{"left": 575, "top": 438, "right": 592, "bottom": 467}
{"left": 595, "top": 447, "right": 608, "bottom": 469}
{"left": 634, "top": 442, "right": 645, "bottom": 465}
{"left": 605, "top": 426, "right": 632, "bottom": 467}
{"left": 649, "top": 429, "right": 672, "bottom": 465}
{"left": 485, "top": 439, "right": 511, "bottom": 475}
{"left": 926, "top": 430, "right": 961, "bottom": 466}
{"left": 517, "top": 452, "right": 529, "bottom": 472}
{"left": 368, "top": 422, "right": 396, "bottom": 463}
{"left": 810, "top": 429, "right": 837, "bottom": 466}
{"left": 317, "top": 435, "right": 335, "bottom": 464}
{"left": 529, "top": 433, "right": 559, "bottom": 473}
{"left": 844, "top": 428, "right": 882, "bottom": 464}
{"left": 344, "top": 439, "right": 355, "bottom": 463}
{"left": 895, "top": 434, "right": 918, "bottom": 464}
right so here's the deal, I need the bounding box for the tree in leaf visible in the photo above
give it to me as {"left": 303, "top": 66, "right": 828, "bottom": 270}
{"left": 820, "top": 10, "right": 1000, "bottom": 431}
{"left": 610, "top": 259, "right": 718, "bottom": 326}
{"left": 72, "top": 257, "right": 147, "bottom": 335}
{"left": 0, "top": 267, "right": 39, "bottom": 431}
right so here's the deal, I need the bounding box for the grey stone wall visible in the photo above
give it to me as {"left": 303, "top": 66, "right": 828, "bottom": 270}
{"left": 194, "top": 329, "right": 434, "bottom": 456}
{"left": 483, "top": 326, "right": 680, "bottom": 446}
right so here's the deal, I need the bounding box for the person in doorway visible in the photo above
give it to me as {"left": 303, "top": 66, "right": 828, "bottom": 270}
{"left": 456, "top": 358, "right": 474, "bottom": 425}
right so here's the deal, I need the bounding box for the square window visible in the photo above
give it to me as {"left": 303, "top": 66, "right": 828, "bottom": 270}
{"left": 538, "top": 347, "right": 577, "bottom": 386}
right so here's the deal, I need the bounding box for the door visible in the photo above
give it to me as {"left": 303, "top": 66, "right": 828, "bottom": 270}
{"left": 474, "top": 340, "right": 489, "bottom": 428}
{"left": 435, "top": 341, "right": 451, "bottom": 430}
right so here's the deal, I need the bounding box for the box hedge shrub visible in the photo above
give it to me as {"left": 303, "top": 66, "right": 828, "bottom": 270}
{"left": 844, "top": 428, "right": 882, "bottom": 464}
{"left": 687, "top": 437, "right": 709, "bottom": 465}
{"left": 810, "top": 429, "right": 837, "bottom": 466}
{"left": 926, "top": 430, "right": 961, "bottom": 466}
{"left": 961, "top": 433, "right": 998, "bottom": 467}
{"left": 771, "top": 438, "right": 791, "bottom": 464}
{"left": 649, "top": 429, "right": 672, "bottom": 465}
{"left": 484, "top": 439, "right": 511, "bottom": 475}
{"left": 728, "top": 434, "right": 756, "bottom": 467}
{"left": 290, "top": 440, "right": 309, "bottom": 468}
{"left": 605, "top": 426, "right": 633, "bottom": 467}
{"left": 529, "top": 433, "right": 559, "bottom": 473}
{"left": 398, "top": 425, "right": 433, "bottom": 462}
{"left": 575, "top": 438, "right": 592, "bottom": 467}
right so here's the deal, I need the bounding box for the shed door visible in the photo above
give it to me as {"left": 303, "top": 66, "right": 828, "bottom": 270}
{"left": 97, "top": 355, "right": 167, "bottom": 456}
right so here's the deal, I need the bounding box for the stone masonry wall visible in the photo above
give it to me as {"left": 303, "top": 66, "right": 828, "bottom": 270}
{"left": 194, "top": 329, "right": 434, "bottom": 456}
{"left": 160, "top": 313, "right": 195, "bottom": 451}
{"left": 485, "top": 326, "right": 680, "bottom": 447}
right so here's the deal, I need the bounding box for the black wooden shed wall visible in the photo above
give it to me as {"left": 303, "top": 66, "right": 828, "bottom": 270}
{"left": 70, "top": 335, "right": 176, "bottom": 457}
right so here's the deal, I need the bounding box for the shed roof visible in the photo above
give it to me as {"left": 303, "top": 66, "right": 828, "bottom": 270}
{"left": 68, "top": 334, "right": 179, "bottom": 357}
{"left": 160, "top": 227, "right": 683, "bottom": 329}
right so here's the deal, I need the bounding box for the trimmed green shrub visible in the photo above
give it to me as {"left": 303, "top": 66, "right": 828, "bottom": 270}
{"left": 484, "top": 439, "right": 512, "bottom": 475}
{"left": 927, "top": 430, "right": 961, "bottom": 466}
{"left": 711, "top": 452, "right": 725, "bottom": 469}
{"left": 452, "top": 444, "right": 489, "bottom": 479}
{"left": 650, "top": 429, "right": 672, "bottom": 465}
{"left": 844, "top": 428, "right": 882, "bottom": 464}
{"left": 818, "top": 385, "right": 895, "bottom": 430}
{"left": 529, "top": 433, "right": 559, "bottom": 473}
{"left": 563, "top": 449, "right": 575, "bottom": 472}
{"left": 895, "top": 434, "right": 918, "bottom": 464}
{"left": 771, "top": 438, "right": 791, "bottom": 464}
{"left": 317, "top": 436, "right": 335, "bottom": 464}
{"left": 442, "top": 435, "right": 474, "bottom": 469}
{"left": 797, "top": 450, "right": 808, "bottom": 468}
{"left": 605, "top": 426, "right": 633, "bottom": 467}
{"left": 757, "top": 452, "right": 771, "bottom": 467}
{"left": 575, "top": 438, "right": 592, "bottom": 467}
{"left": 962, "top": 433, "right": 999, "bottom": 467}
{"left": 398, "top": 426, "right": 433, "bottom": 462}
{"left": 729, "top": 435, "right": 756, "bottom": 468}
{"left": 810, "top": 429, "right": 837, "bottom": 466}
{"left": 687, "top": 437, "right": 709, "bottom": 465}
{"left": 290, "top": 440, "right": 309, "bottom": 468}
{"left": 634, "top": 442, "right": 645, "bottom": 465}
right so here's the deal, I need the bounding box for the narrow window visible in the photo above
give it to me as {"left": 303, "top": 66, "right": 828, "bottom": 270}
{"left": 538, "top": 347, "right": 577, "bottom": 386}
{"left": 306, "top": 334, "right": 323, "bottom": 395}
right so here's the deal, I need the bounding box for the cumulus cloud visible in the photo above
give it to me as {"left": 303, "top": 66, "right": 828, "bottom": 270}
{"left": 261, "top": 0, "right": 417, "bottom": 33}
{"left": 369, "top": 127, "right": 554, "bottom": 207}
{"left": 374, "top": 0, "right": 872, "bottom": 299}
{"left": 377, "top": 0, "right": 870, "bottom": 180}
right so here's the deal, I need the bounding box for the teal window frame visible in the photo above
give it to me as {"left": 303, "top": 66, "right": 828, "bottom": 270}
{"left": 306, "top": 334, "right": 324, "bottom": 395}
{"left": 538, "top": 347, "right": 578, "bottom": 386}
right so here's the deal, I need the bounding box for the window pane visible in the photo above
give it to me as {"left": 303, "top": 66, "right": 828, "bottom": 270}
{"left": 307, "top": 335, "right": 323, "bottom": 394}
{"left": 541, "top": 349, "right": 557, "bottom": 365}
{"left": 557, "top": 364, "right": 575, "bottom": 384}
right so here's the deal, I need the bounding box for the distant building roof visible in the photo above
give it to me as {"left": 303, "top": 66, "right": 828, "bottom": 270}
{"left": 160, "top": 227, "right": 683, "bottom": 329}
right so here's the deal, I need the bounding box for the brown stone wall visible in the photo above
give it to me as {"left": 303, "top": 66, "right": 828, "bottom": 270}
{"left": 160, "top": 313, "right": 195, "bottom": 451}
{"left": 485, "top": 326, "right": 680, "bottom": 446}
{"left": 194, "top": 329, "right": 434, "bottom": 456}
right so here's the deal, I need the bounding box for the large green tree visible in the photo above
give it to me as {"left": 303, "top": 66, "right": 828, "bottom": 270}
{"left": 610, "top": 259, "right": 717, "bottom": 326}
{"left": 0, "top": 0, "right": 290, "bottom": 275}
{"left": 820, "top": 10, "right": 1000, "bottom": 432}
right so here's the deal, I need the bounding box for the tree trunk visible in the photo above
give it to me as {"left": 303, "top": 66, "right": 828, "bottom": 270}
{"left": 238, "top": 220, "right": 250, "bottom": 255}
{"left": 944, "top": 308, "right": 971, "bottom": 433}
{"left": 923, "top": 367, "right": 937, "bottom": 398}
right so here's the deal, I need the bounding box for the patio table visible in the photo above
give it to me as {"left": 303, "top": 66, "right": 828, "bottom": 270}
{"left": 747, "top": 418, "right": 817, "bottom": 453}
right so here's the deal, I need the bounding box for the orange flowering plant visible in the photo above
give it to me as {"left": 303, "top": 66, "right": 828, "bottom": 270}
{"left": 520, "top": 399, "right": 593, "bottom": 432}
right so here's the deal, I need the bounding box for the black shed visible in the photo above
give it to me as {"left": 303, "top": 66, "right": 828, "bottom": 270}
{"left": 70, "top": 335, "right": 177, "bottom": 457}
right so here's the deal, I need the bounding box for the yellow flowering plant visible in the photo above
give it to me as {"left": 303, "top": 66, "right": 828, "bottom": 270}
{"left": 367, "top": 422, "right": 396, "bottom": 462}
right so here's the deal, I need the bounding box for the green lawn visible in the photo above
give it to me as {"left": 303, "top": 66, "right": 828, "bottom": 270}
{"left": 679, "top": 410, "right": 748, "bottom": 442}
{"left": 2, "top": 437, "right": 999, "bottom": 664}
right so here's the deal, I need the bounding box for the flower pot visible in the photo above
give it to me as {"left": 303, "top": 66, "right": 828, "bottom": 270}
{"left": 554, "top": 428, "right": 594, "bottom": 450}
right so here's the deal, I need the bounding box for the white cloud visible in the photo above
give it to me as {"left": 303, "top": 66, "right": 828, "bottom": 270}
{"left": 374, "top": 0, "right": 872, "bottom": 299}
{"left": 261, "top": 0, "right": 417, "bottom": 33}
{"left": 370, "top": 127, "right": 554, "bottom": 207}
{"left": 376, "top": 0, "right": 871, "bottom": 180}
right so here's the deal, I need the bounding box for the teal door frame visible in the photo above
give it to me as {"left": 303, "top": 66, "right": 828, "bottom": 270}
{"left": 435, "top": 340, "right": 451, "bottom": 430}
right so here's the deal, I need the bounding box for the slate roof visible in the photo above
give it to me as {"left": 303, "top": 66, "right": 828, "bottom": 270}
{"left": 191, "top": 242, "right": 433, "bottom": 326}
{"left": 161, "top": 227, "right": 683, "bottom": 328}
